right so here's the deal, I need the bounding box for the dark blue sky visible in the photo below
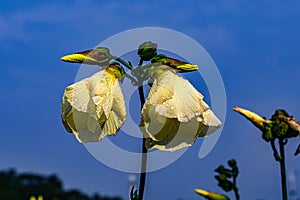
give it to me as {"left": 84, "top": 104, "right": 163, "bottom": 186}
{"left": 1, "top": 1, "right": 300, "bottom": 199}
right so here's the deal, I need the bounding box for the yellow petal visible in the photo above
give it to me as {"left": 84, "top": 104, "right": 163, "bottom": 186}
{"left": 61, "top": 70, "right": 126, "bottom": 143}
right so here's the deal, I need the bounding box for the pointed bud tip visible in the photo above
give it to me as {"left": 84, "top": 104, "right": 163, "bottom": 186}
{"left": 60, "top": 54, "right": 86, "bottom": 63}
{"left": 195, "top": 189, "right": 210, "bottom": 196}
{"left": 233, "top": 106, "right": 240, "bottom": 112}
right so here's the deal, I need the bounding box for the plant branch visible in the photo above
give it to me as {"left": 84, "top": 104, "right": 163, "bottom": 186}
{"left": 270, "top": 140, "right": 281, "bottom": 161}
{"left": 113, "top": 56, "right": 133, "bottom": 70}
{"left": 279, "top": 139, "right": 288, "bottom": 200}
{"left": 137, "top": 58, "right": 148, "bottom": 200}
{"left": 233, "top": 178, "right": 239, "bottom": 200}
{"left": 233, "top": 187, "right": 239, "bottom": 200}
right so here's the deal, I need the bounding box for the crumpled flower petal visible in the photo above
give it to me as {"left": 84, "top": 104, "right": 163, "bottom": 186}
{"left": 139, "top": 70, "right": 221, "bottom": 151}
{"left": 61, "top": 69, "right": 126, "bottom": 143}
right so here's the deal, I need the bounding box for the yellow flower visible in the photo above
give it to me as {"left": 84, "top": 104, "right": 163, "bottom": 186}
{"left": 61, "top": 64, "right": 126, "bottom": 143}
{"left": 139, "top": 66, "right": 221, "bottom": 151}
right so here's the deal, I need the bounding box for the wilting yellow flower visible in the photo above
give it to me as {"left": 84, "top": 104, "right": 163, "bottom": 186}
{"left": 139, "top": 66, "right": 221, "bottom": 151}
{"left": 61, "top": 63, "right": 126, "bottom": 143}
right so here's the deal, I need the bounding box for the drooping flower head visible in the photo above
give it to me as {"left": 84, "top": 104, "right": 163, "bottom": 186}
{"left": 60, "top": 45, "right": 222, "bottom": 152}
{"left": 139, "top": 64, "right": 221, "bottom": 151}
{"left": 61, "top": 62, "right": 126, "bottom": 143}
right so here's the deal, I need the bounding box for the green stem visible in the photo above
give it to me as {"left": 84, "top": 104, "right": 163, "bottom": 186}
{"left": 233, "top": 179, "right": 240, "bottom": 200}
{"left": 271, "top": 140, "right": 280, "bottom": 161}
{"left": 113, "top": 56, "right": 133, "bottom": 70}
{"left": 137, "top": 59, "right": 148, "bottom": 200}
{"left": 279, "top": 139, "right": 288, "bottom": 200}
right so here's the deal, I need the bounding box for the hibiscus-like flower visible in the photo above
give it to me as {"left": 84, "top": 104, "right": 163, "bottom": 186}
{"left": 61, "top": 62, "right": 126, "bottom": 143}
{"left": 139, "top": 64, "right": 221, "bottom": 151}
{"left": 60, "top": 46, "right": 222, "bottom": 152}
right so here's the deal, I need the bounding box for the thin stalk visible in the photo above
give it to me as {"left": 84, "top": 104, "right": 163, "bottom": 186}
{"left": 231, "top": 165, "right": 240, "bottom": 200}
{"left": 279, "top": 139, "right": 288, "bottom": 200}
{"left": 233, "top": 180, "right": 239, "bottom": 200}
{"left": 271, "top": 140, "right": 280, "bottom": 161}
{"left": 137, "top": 59, "right": 148, "bottom": 200}
{"left": 113, "top": 56, "right": 133, "bottom": 70}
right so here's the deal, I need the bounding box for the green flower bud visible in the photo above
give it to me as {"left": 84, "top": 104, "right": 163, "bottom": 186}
{"left": 271, "top": 109, "right": 289, "bottom": 120}
{"left": 227, "top": 159, "right": 237, "bottom": 168}
{"left": 138, "top": 41, "right": 158, "bottom": 61}
{"left": 262, "top": 123, "right": 275, "bottom": 142}
{"left": 90, "top": 47, "right": 113, "bottom": 64}
{"left": 215, "top": 174, "right": 227, "bottom": 182}
{"left": 61, "top": 47, "right": 113, "bottom": 66}
{"left": 272, "top": 120, "right": 289, "bottom": 138}
{"left": 215, "top": 165, "right": 232, "bottom": 178}
{"left": 215, "top": 165, "right": 225, "bottom": 173}
{"left": 218, "top": 180, "right": 234, "bottom": 192}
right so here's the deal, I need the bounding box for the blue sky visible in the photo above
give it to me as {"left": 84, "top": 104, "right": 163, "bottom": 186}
{"left": 1, "top": 0, "right": 300, "bottom": 199}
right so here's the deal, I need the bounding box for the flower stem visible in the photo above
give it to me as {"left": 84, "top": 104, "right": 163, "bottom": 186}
{"left": 137, "top": 58, "right": 148, "bottom": 200}
{"left": 233, "top": 182, "right": 240, "bottom": 200}
{"left": 270, "top": 139, "right": 288, "bottom": 200}
{"left": 279, "top": 139, "right": 288, "bottom": 200}
{"left": 113, "top": 56, "right": 133, "bottom": 70}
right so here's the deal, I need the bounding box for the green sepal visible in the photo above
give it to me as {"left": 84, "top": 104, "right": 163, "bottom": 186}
{"left": 106, "top": 62, "right": 125, "bottom": 80}
{"left": 262, "top": 122, "right": 275, "bottom": 142}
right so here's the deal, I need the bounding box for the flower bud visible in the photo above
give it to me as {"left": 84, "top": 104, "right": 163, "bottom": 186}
{"left": 215, "top": 165, "right": 233, "bottom": 178}
{"left": 61, "top": 47, "right": 113, "bottom": 66}
{"left": 262, "top": 123, "right": 275, "bottom": 142}
{"left": 227, "top": 159, "right": 237, "bottom": 168}
{"left": 195, "top": 189, "right": 230, "bottom": 200}
{"left": 138, "top": 41, "right": 158, "bottom": 61}
{"left": 89, "top": 47, "right": 113, "bottom": 65}
{"left": 151, "top": 54, "right": 198, "bottom": 72}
